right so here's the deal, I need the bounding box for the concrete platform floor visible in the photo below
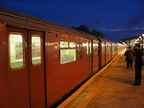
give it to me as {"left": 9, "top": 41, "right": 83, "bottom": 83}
{"left": 57, "top": 52, "right": 144, "bottom": 108}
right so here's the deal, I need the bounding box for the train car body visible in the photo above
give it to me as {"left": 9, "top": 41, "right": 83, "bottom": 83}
{"left": 0, "top": 7, "right": 124, "bottom": 108}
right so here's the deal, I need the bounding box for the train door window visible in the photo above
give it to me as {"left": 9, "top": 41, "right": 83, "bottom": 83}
{"left": 31, "top": 35, "right": 42, "bottom": 65}
{"left": 9, "top": 33, "right": 24, "bottom": 69}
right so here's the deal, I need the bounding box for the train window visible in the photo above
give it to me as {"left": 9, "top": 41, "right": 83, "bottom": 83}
{"left": 76, "top": 43, "right": 82, "bottom": 60}
{"left": 60, "top": 41, "right": 68, "bottom": 48}
{"left": 9, "top": 33, "right": 24, "bottom": 69}
{"left": 32, "top": 35, "right": 42, "bottom": 65}
{"left": 86, "top": 42, "right": 89, "bottom": 54}
{"left": 77, "top": 43, "right": 82, "bottom": 53}
{"left": 60, "top": 41, "right": 77, "bottom": 64}
{"left": 60, "top": 49, "right": 76, "bottom": 64}
{"left": 106, "top": 44, "right": 111, "bottom": 52}
{"left": 69, "top": 42, "right": 76, "bottom": 48}
{"left": 89, "top": 41, "right": 92, "bottom": 54}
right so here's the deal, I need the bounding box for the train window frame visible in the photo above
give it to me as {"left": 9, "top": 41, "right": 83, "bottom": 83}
{"left": 9, "top": 32, "right": 25, "bottom": 70}
{"left": 31, "top": 34, "right": 42, "bottom": 65}
{"left": 60, "top": 41, "right": 76, "bottom": 64}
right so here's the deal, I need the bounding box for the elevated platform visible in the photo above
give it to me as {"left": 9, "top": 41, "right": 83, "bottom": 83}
{"left": 57, "top": 51, "right": 144, "bottom": 108}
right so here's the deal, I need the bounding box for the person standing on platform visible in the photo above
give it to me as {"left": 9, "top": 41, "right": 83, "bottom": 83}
{"left": 133, "top": 44, "right": 143, "bottom": 86}
{"left": 124, "top": 46, "right": 135, "bottom": 69}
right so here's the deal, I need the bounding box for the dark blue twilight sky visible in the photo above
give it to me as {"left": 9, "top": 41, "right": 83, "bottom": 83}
{"left": 1, "top": 0, "right": 144, "bottom": 42}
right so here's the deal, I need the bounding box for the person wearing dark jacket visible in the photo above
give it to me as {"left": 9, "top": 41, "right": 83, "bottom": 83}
{"left": 124, "top": 46, "right": 135, "bottom": 69}
{"left": 133, "top": 44, "right": 143, "bottom": 86}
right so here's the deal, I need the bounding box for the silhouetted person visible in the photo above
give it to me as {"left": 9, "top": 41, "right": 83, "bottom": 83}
{"left": 133, "top": 44, "right": 143, "bottom": 86}
{"left": 124, "top": 46, "right": 135, "bottom": 69}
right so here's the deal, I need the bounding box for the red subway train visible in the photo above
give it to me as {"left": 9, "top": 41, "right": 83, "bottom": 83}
{"left": 0, "top": 7, "right": 125, "bottom": 108}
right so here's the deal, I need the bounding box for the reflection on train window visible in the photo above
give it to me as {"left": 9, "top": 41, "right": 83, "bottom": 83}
{"left": 60, "top": 41, "right": 68, "bottom": 48}
{"left": 60, "top": 49, "right": 76, "bottom": 64}
{"left": 69, "top": 42, "right": 76, "bottom": 47}
{"left": 9, "top": 33, "right": 24, "bottom": 69}
{"left": 32, "top": 35, "right": 42, "bottom": 65}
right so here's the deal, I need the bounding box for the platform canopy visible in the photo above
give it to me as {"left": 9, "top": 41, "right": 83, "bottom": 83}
{"left": 120, "top": 35, "right": 144, "bottom": 53}
{"left": 120, "top": 35, "right": 144, "bottom": 46}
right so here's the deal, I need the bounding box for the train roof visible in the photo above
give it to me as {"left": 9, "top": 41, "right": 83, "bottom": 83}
{"left": 97, "top": 36, "right": 117, "bottom": 44}
{"left": 0, "top": 7, "right": 98, "bottom": 39}
{"left": 0, "top": 7, "right": 117, "bottom": 43}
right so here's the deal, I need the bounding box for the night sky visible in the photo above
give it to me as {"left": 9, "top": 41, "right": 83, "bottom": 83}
{"left": 1, "top": 0, "right": 144, "bottom": 42}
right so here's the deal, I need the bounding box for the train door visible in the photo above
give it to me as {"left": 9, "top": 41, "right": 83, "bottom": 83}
{"left": 7, "top": 27, "right": 45, "bottom": 108}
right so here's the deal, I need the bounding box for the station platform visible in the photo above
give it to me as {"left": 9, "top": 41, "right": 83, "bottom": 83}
{"left": 57, "top": 51, "right": 144, "bottom": 108}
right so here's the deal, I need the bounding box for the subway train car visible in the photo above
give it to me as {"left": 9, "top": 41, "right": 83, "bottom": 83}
{"left": 0, "top": 7, "right": 125, "bottom": 108}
